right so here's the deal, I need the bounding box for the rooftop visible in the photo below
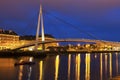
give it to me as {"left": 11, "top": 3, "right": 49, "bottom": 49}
{"left": 0, "top": 29, "right": 18, "bottom": 35}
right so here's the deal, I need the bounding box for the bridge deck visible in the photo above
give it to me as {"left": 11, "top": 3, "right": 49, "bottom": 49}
{"left": 13, "top": 39, "right": 120, "bottom": 50}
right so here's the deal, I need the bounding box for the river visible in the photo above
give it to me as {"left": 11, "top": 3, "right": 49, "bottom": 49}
{"left": 0, "top": 53, "right": 120, "bottom": 80}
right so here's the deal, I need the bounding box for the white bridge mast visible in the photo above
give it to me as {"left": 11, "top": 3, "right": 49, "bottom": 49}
{"left": 35, "top": 2, "right": 45, "bottom": 51}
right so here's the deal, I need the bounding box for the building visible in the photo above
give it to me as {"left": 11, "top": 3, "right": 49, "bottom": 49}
{"left": 0, "top": 29, "right": 57, "bottom": 51}
{"left": 0, "top": 29, "right": 19, "bottom": 50}
{"left": 19, "top": 35, "right": 57, "bottom": 51}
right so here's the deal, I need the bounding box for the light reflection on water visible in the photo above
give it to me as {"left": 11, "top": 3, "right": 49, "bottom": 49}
{"left": 0, "top": 53, "right": 120, "bottom": 80}
{"left": 39, "top": 61, "right": 43, "bottom": 80}
{"left": 105, "top": 53, "right": 108, "bottom": 79}
{"left": 18, "top": 65, "right": 23, "bottom": 80}
{"left": 100, "top": 53, "right": 103, "bottom": 80}
{"left": 85, "top": 53, "right": 90, "bottom": 80}
{"left": 109, "top": 53, "right": 112, "bottom": 79}
{"left": 116, "top": 53, "right": 118, "bottom": 75}
{"left": 55, "top": 55, "right": 60, "bottom": 80}
{"left": 75, "top": 54, "right": 80, "bottom": 80}
{"left": 68, "top": 54, "right": 71, "bottom": 80}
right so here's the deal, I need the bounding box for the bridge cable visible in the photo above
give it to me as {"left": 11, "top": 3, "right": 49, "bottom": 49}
{"left": 43, "top": 10, "right": 99, "bottom": 40}
{"left": 43, "top": 10, "right": 106, "bottom": 44}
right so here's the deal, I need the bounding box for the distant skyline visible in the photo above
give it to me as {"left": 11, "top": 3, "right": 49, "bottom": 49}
{"left": 0, "top": 0, "right": 120, "bottom": 41}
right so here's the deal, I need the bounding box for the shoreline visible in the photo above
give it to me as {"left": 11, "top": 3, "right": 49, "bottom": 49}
{"left": 0, "top": 50, "right": 119, "bottom": 58}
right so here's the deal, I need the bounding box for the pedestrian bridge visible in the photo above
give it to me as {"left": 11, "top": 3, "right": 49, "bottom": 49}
{"left": 12, "top": 38, "right": 120, "bottom": 50}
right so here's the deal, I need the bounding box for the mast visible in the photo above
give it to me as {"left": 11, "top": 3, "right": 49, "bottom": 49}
{"left": 35, "top": 1, "right": 45, "bottom": 51}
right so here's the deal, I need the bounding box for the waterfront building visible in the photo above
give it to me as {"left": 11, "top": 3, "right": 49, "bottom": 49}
{"left": 19, "top": 35, "right": 57, "bottom": 51}
{"left": 0, "top": 29, "right": 57, "bottom": 51}
{"left": 0, "top": 29, "right": 19, "bottom": 50}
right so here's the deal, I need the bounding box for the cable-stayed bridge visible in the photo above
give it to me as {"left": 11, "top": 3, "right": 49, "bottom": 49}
{"left": 13, "top": 3, "right": 120, "bottom": 51}
{"left": 13, "top": 38, "right": 120, "bottom": 50}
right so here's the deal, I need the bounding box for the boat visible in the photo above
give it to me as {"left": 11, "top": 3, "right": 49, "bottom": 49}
{"left": 14, "top": 61, "right": 35, "bottom": 66}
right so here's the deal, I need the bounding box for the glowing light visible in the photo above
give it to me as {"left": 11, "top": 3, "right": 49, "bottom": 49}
{"left": 105, "top": 54, "right": 108, "bottom": 79}
{"left": 29, "top": 57, "right": 33, "bottom": 62}
{"left": 75, "top": 54, "right": 81, "bottom": 80}
{"left": 57, "top": 43, "right": 59, "bottom": 46}
{"left": 38, "top": 47, "right": 42, "bottom": 50}
{"left": 55, "top": 55, "right": 60, "bottom": 80}
{"left": 100, "top": 53, "right": 103, "bottom": 80}
{"left": 94, "top": 54, "right": 97, "bottom": 59}
{"left": 85, "top": 53, "right": 90, "bottom": 80}
{"left": 18, "top": 65, "right": 23, "bottom": 80}
{"left": 39, "top": 61, "right": 43, "bottom": 80}
{"left": 109, "top": 53, "right": 112, "bottom": 78}
{"left": 28, "top": 48, "right": 33, "bottom": 51}
{"left": 77, "top": 44, "right": 80, "bottom": 46}
{"left": 116, "top": 53, "right": 118, "bottom": 75}
{"left": 28, "top": 67, "right": 32, "bottom": 80}
{"left": 68, "top": 54, "right": 71, "bottom": 80}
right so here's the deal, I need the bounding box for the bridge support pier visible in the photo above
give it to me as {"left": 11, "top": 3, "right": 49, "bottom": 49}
{"left": 42, "top": 43, "right": 45, "bottom": 52}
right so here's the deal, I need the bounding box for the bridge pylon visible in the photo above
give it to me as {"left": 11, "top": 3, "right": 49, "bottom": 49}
{"left": 35, "top": 3, "right": 45, "bottom": 51}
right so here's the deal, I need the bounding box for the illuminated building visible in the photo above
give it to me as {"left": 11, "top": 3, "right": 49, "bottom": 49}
{"left": 0, "top": 29, "right": 57, "bottom": 51}
{"left": 19, "top": 35, "right": 57, "bottom": 51}
{"left": 0, "top": 29, "right": 19, "bottom": 50}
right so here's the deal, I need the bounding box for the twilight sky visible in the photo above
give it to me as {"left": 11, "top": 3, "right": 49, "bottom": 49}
{"left": 0, "top": 0, "right": 120, "bottom": 41}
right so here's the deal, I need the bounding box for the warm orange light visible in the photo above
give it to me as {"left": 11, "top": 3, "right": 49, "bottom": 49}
{"left": 39, "top": 61, "right": 43, "bottom": 80}
{"left": 75, "top": 54, "right": 81, "bottom": 80}
{"left": 68, "top": 54, "right": 71, "bottom": 80}
{"left": 105, "top": 54, "right": 108, "bottom": 79}
{"left": 109, "top": 53, "right": 112, "bottom": 78}
{"left": 116, "top": 53, "right": 118, "bottom": 75}
{"left": 18, "top": 65, "right": 23, "bottom": 80}
{"left": 85, "top": 53, "right": 90, "bottom": 80}
{"left": 55, "top": 55, "right": 60, "bottom": 80}
{"left": 100, "top": 53, "right": 103, "bottom": 80}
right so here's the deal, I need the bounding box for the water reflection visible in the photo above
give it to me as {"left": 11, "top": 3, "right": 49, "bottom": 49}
{"left": 85, "top": 53, "right": 90, "bottom": 80}
{"left": 75, "top": 54, "right": 81, "bottom": 80}
{"left": 100, "top": 53, "right": 103, "bottom": 80}
{"left": 55, "top": 55, "right": 60, "bottom": 80}
{"left": 39, "top": 61, "right": 43, "bottom": 80}
{"left": 18, "top": 65, "right": 23, "bottom": 80}
{"left": 28, "top": 66, "right": 32, "bottom": 80}
{"left": 0, "top": 53, "right": 120, "bottom": 80}
{"left": 109, "top": 53, "right": 112, "bottom": 79}
{"left": 116, "top": 53, "right": 118, "bottom": 75}
{"left": 68, "top": 54, "right": 71, "bottom": 80}
{"left": 105, "top": 53, "right": 108, "bottom": 79}
{"left": 17, "top": 57, "right": 33, "bottom": 80}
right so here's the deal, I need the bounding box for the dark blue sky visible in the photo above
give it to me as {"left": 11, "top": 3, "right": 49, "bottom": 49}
{"left": 0, "top": 0, "right": 120, "bottom": 41}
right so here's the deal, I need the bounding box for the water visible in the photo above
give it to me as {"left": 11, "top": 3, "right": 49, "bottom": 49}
{"left": 0, "top": 53, "right": 120, "bottom": 80}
